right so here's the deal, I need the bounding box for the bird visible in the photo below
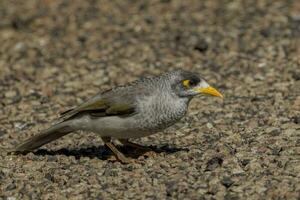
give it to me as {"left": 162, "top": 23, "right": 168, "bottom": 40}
{"left": 14, "top": 70, "right": 223, "bottom": 163}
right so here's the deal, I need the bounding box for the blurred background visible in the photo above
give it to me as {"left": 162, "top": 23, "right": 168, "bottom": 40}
{"left": 0, "top": 0, "right": 299, "bottom": 199}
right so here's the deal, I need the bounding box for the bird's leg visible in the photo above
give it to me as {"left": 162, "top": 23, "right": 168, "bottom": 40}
{"left": 101, "top": 137, "right": 131, "bottom": 163}
{"left": 118, "top": 139, "right": 151, "bottom": 150}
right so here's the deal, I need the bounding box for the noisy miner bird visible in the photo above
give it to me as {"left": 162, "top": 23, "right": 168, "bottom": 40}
{"left": 15, "top": 70, "right": 223, "bottom": 163}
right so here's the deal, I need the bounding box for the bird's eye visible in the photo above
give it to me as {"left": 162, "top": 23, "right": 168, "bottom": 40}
{"left": 182, "top": 80, "right": 191, "bottom": 88}
{"left": 182, "top": 79, "right": 199, "bottom": 88}
{"left": 189, "top": 79, "right": 198, "bottom": 86}
{"left": 182, "top": 79, "right": 198, "bottom": 88}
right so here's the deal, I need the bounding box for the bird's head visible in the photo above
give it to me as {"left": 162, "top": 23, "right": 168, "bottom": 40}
{"left": 171, "top": 70, "right": 223, "bottom": 99}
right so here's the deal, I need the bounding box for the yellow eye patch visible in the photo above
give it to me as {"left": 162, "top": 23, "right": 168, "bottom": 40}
{"left": 182, "top": 80, "right": 190, "bottom": 87}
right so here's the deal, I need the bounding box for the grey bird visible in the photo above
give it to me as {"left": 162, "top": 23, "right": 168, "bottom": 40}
{"left": 15, "top": 70, "right": 223, "bottom": 163}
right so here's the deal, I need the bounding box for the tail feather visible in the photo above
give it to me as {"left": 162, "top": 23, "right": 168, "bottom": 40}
{"left": 15, "top": 121, "right": 74, "bottom": 152}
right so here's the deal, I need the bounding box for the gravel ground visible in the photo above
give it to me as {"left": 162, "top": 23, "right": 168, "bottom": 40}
{"left": 1, "top": 0, "right": 300, "bottom": 199}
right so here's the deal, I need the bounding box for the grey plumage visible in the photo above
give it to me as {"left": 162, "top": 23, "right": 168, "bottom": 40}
{"left": 15, "top": 70, "right": 223, "bottom": 161}
{"left": 15, "top": 121, "right": 74, "bottom": 152}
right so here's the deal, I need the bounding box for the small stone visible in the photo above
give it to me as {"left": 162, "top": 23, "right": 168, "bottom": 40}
{"left": 6, "top": 183, "right": 16, "bottom": 190}
{"left": 0, "top": 170, "right": 5, "bottom": 180}
{"left": 13, "top": 42, "right": 26, "bottom": 52}
{"left": 292, "top": 116, "right": 300, "bottom": 124}
{"left": 272, "top": 147, "right": 283, "bottom": 155}
{"left": 240, "top": 159, "right": 250, "bottom": 167}
{"left": 5, "top": 90, "right": 17, "bottom": 98}
{"left": 14, "top": 121, "right": 27, "bottom": 130}
{"left": 224, "top": 193, "right": 239, "bottom": 200}
{"left": 205, "top": 157, "right": 223, "bottom": 171}
{"left": 45, "top": 173, "right": 54, "bottom": 182}
{"left": 283, "top": 129, "right": 296, "bottom": 137}
{"left": 47, "top": 155, "right": 58, "bottom": 162}
{"left": 0, "top": 129, "right": 6, "bottom": 137}
{"left": 4, "top": 89, "right": 21, "bottom": 104}
{"left": 206, "top": 123, "right": 213, "bottom": 129}
{"left": 103, "top": 168, "right": 119, "bottom": 177}
{"left": 194, "top": 39, "right": 208, "bottom": 53}
{"left": 221, "top": 176, "right": 234, "bottom": 188}
{"left": 265, "top": 127, "right": 281, "bottom": 136}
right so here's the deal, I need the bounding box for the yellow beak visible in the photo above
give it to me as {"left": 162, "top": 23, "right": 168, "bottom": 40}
{"left": 198, "top": 86, "right": 223, "bottom": 98}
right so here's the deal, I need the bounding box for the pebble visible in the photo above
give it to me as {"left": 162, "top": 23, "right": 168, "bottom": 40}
{"left": 221, "top": 176, "right": 234, "bottom": 188}
{"left": 265, "top": 127, "right": 281, "bottom": 136}
{"left": 13, "top": 122, "right": 27, "bottom": 130}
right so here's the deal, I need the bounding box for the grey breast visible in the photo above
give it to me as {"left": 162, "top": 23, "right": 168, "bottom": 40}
{"left": 133, "top": 85, "right": 189, "bottom": 132}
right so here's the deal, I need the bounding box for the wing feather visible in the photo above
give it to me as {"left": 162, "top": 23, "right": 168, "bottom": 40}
{"left": 59, "top": 92, "right": 136, "bottom": 121}
{"left": 58, "top": 75, "right": 155, "bottom": 121}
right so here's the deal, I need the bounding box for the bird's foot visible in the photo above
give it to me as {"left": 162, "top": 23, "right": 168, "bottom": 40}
{"left": 119, "top": 139, "right": 157, "bottom": 160}
{"left": 103, "top": 141, "right": 133, "bottom": 164}
{"left": 115, "top": 154, "right": 133, "bottom": 164}
{"left": 118, "top": 139, "right": 153, "bottom": 152}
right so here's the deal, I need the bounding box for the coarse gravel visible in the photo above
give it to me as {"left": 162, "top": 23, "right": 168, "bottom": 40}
{"left": 0, "top": 0, "right": 299, "bottom": 199}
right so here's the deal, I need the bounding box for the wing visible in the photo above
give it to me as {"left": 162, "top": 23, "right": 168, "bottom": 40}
{"left": 58, "top": 74, "right": 157, "bottom": 121}
{"left": 58, "top": 86, "right": 144, "bottom": 121}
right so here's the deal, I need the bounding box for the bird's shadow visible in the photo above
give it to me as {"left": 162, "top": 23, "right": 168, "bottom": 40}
{"left": 33, "top": 144, "right": 189, "bottom": 161}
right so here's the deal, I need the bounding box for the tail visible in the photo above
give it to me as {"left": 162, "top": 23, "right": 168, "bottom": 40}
{"left": 14, "top": 121, "right": 74, "bottom": 152}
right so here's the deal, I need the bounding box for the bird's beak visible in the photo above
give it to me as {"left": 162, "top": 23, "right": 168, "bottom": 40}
{"left": 197, "top": 86, "right": 223, "bottom": 98}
